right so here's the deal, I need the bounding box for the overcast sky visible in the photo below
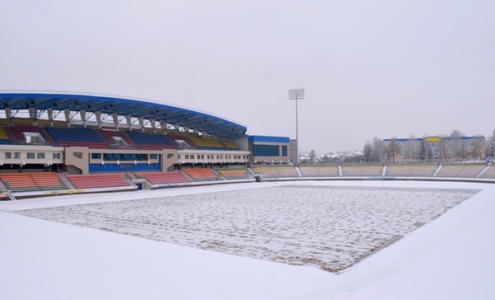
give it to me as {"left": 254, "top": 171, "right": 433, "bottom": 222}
{"left": 1, "top": 1, "right": 494, "bottom": 153}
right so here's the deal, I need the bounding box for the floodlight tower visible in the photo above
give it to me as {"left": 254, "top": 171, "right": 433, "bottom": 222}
{"left": 289, "top": 88, "right": 304, "bottom": 165}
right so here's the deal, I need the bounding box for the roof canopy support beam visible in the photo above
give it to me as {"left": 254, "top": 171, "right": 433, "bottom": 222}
{"left": 139, "top": 117, "right": 144, "bottom": 132}
{"left": 95, "top": 111, "right": 102, "bottom": 129}
{"left": 64, "top": 109, "right": 71, "bottom": 127}
{"left": 80, "top": 110, "right": 87, "bottom": 128}
{"left": 47, "top": 108, "right": 53, "bottom": 122}
{"left": 28, "top": 107, "right": 38, "bottom": 125}
{"left": 126, "top": 115, "right": 132, "bottom": 130}
{"left": 112, "top": 112, "right": 120, "bottom": 129}
{"left": 5, "top": 107, "right": 12, "bottom": 120}
{"left": 52, "top": 109, "right": 63, "bottom": 120}
{"left": 36, "top": 109, "right": 45, "bottom": 120}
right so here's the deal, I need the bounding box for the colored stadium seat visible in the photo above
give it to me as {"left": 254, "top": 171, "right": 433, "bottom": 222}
{"left": 125, "top": 131, "right": 176, "bottom": 150}
{"left": 341, "top": 165, "right": 383, "bottom": 177}
{"left": 222, "top": 141, "right": 239, "bottom": 149}
{"left": 100, "top": 130, "right": 137, "bottom": 149}
{"left": 9, "top": 125, "right": 48, "bottom": 144}
{"left": 251, "top": 166, "right": 299, "bottom": 178}
{"left": 299, "top": 165, "right": 340, "bottom": 177}
{"left": 167, "top": 135, "right": 196, "bottom": 150}
{"left": 66, "top": 174, "right": 131, "bottom": 189}
{"left": 215, "top": 168, "right": 251, "bottom": 179}
{"left": 136, "top": 172, "right": 191, "bottom": 184}
{"left": 386, "top": 164, "right": 438, "bottom": 177}
{"left": 0, "top": 173, "right": 67, "bottom": 193}
{"left": 436, "top": 164, "right": 486, "bottom": 178}
{"left": 188, "top": 136, "right": 226, "bottom": 150}
{"left": 45, "top": 127, "right": 108, "bottom": 149}
{"left": 182, "top": 168, "right": 221, "bottom": 181}
{"left": 0, "top": 126, "right": 12, "bottom": 144}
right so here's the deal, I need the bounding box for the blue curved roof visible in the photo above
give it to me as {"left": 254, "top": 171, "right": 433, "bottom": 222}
{"left": 0, "top": 91, "right": 246, "bottom": 140}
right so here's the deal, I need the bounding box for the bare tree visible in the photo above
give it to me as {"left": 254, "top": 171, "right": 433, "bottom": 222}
{"left": 419, "top": 138, "right": 432, "bottom": 161}
{"left": 436, "top": 136, "right": 448, "bottom": 161}
{"left": 449, "top": 129, "right": 466, "bottom": 159}
{"left": 370, "top": 137, "right": 385, "bottom": 163}
{"left": 385, "top": 137, "right": 401, "bottom": 163}
{"left": 363, "top": 140, "right": 372, "bottom": 163}
{"left": 486, "top": 135, "right": 494, "bottom": 158}
{"left": 470, "top": 135, "right": 485, "bottom": 159}
{"left": 405, "top": 135, "right": 419, "bottom": 161}
{"left": 309, "top": 150, "right": 317, "bottom": 164}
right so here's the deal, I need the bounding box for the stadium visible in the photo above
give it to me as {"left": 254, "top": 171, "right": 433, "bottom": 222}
{"left": 1, "top": 91, "right": 494, "bottom": 299}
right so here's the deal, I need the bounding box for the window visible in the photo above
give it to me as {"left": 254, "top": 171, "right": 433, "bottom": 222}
{"left": 73, "top": 152, "right": 83, "bottom": 159}
{"left": 37, "top": 152, "right": 45, "bottom": 159}
{"left": 282, "top": 145, "right": 288, "bottom": 156}
{"left": 150, "top": 154, "right": 158, "bottom": 159}
{"left": 53, "top": 153, "right": 61, "bottom": 159}
{"left": 27, "top": 152, "right": 35, "bottom": 159}
{"left": 178, "top": 155, "right": 181, "bottom": 159}
{"left": 91, "top": 153, "right": 101, "bottom": 159}
{"left": 14, "top": 152, "right": 20, "bottom": 159}
{"left": 253, "top": 145, "right": 280, "bottom": 157}
{"left": 5, "top": 152, "right": 11, "bottom": 159}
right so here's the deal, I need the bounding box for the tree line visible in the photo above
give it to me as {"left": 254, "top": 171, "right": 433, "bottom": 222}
{"left": 362, "top": 130, "right": 493, "bottom": 163}
{"left": 301, "top": 129, "right": 494, "bottom": 165}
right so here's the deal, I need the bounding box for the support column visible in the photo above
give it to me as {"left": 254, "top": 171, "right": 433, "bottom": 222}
{"left": 80, "top": 110, "right": 87, "bottom": 128}
{"left": 95, "top": 111, "right": 102, "bottom": 129}
{"left": 126, "top": 115, "right": 132, "bottom": 130}
{"left": 47, "top": 108, "right": 54, "bottom": 127}
{"left": 28, "top": 107, "right": 38, "bottom": 125}
{"left": 64, "top": 109, "right": 71, "bottom": 127}
{"left": 112, "top": 112, "right": 119, "bottom": 130}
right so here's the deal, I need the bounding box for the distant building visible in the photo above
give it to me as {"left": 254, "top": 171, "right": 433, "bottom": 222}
{"left": 383, "top": 136, "right": 485, "bottom": 162}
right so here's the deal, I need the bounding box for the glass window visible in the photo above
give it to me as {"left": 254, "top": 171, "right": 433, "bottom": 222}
{"left": 27, "top": 152, "right": 35, "bottom": 159}
{"left": 150, "top": 154, "right": 158, "bottom": 159}
{"left": 253, "top": 144, "right": 280, "bottom": 157}
{"left": 5, "top": 152, "right": 11, "bottom": 159}
{"left": 91, "top": 153, "right": 101, "bottom": 159}
{"left": 14, "top": 152, "right": 20, "bottom": 159}
{"left": 53, "top": 153, "right": 61, "bottom": 159}
{"left": 37, "top": 152, "right": 45, "bottom": 159}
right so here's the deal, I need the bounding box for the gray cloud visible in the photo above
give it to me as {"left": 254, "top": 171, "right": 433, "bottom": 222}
{"left": 1, "top": 0, "right": 494, "bottom": 153}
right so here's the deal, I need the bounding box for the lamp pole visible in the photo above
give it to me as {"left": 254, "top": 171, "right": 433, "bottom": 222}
{"left": 289, "top": 89, "right": 304, "bottom": 165}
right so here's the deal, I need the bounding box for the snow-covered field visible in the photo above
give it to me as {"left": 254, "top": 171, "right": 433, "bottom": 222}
{"left": 15, "top": 185, "right": 477, "bottom": 273}
{"left": 1, "top": 180, "right": 495, "bottom": 299}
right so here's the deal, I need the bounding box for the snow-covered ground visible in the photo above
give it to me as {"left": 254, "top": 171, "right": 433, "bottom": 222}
{"left": 1, "top": 180, "right": 494, "bottom": 299}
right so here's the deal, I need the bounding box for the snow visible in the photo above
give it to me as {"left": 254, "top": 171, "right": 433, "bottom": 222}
{"left": 1, "top": 180, "right": 495, "bottom": 299}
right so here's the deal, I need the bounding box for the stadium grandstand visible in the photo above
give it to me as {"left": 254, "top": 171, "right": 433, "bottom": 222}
{"left": 0, "top": 90, "right": 493, "bottom": 200}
